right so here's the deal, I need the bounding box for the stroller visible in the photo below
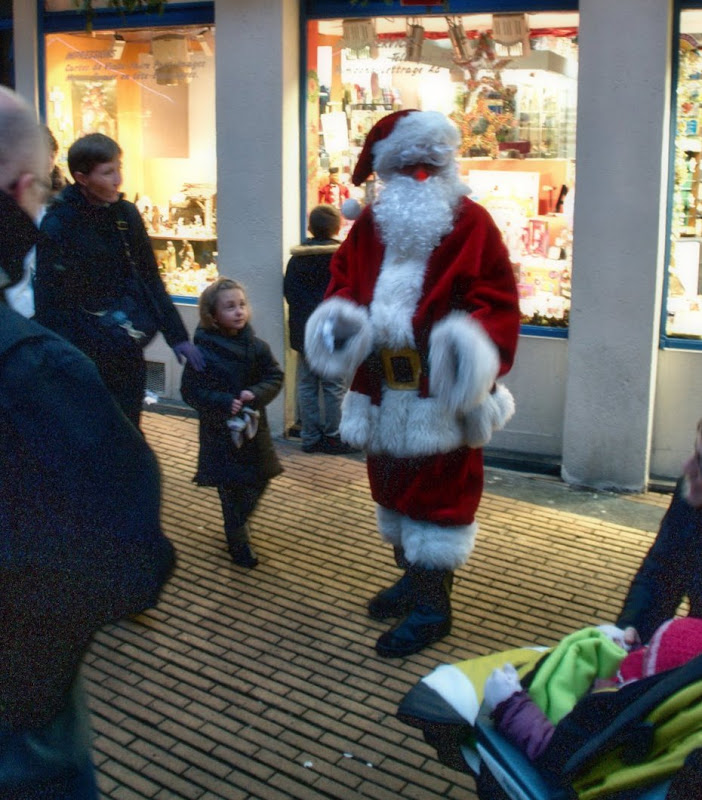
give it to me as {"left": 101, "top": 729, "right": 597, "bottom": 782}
{"left": 397, "top": 638, "right": 702, "bottom": 799}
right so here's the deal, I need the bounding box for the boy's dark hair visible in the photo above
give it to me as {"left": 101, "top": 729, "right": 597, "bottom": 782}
{"left": 199, "top": 277, "right": 247, "bottom": 332}
{"left": 67, "top": 133, "right": 122, "bottom": 178}
{"left": 308, "top": 204, "right": 341, "bottom": 240}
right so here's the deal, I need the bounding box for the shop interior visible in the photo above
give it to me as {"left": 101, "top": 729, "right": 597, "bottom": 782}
{"left": 668, "top": 12, "right": 702, "bottom": 339}
{"left": 44, "top": 24, "right": 217, "bottom": 299}
{"left": 307, "top": 11, "right": 578, "bottom": 326}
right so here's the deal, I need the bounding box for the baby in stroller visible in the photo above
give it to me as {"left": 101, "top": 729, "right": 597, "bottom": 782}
{"left": 481, "top": 617, "right": 702, "bottom": 798}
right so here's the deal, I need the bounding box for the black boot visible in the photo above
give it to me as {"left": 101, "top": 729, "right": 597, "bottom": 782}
{"left": 368, "top": 547, "right": 415, "bottom": 620}
{"left": 227, "top": 524, "right": 259, "bottom": 568}
{"left": 375, "top": 568, "right": 453, "bottom": 658}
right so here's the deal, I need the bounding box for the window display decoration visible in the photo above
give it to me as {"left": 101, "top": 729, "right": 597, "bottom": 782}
{"left": 72, "top": 0, "right": 168, "bottom": 32}
{"left": 667, "top": 33, "right": 702, "bottom": 339}
{"left": 450, "top": 77, "right": 516, "bottom": 158}
{"left": 306, "top": 13, "right": 577, "bottom": 328}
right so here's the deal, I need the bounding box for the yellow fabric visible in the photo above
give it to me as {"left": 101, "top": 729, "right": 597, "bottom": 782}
{"left": 573, "top": 681, "right": 702, "bottom": 799}
{"left": 452, "top": 645, "right": 549, "bottom": 706}
{"left": 527, "top": 628, "right": 627, "bottom": 724}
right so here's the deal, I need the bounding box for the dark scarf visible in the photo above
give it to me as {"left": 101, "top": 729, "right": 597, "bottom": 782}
{"left": 0, "top": 190, "right": 39, "bottom": 293}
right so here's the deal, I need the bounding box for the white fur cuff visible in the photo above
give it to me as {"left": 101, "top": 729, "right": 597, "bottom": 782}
{"left": 304, "top": 297, "right": 374, "bottom": 381}
{"left": 429, "top": 312, "right": 499, "bottom": 416}
{"left": 402, "top": 518, "right": 478, "bottom": 570}
{"left": 462, "top": 383, "right": 516, "bottom": 449}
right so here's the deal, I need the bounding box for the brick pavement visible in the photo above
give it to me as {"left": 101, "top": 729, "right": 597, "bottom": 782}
{"left": 83, "top": 410, "right": 670, "bottom": 800}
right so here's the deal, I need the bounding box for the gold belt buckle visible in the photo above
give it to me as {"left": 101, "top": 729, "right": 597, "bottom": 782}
{"left": 379, "top": 348, "right": 422, "bottom": 391}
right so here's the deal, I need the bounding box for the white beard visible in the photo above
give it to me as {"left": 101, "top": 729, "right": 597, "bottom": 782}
{"left": 374, "top": 169, "right": 465, "bottom": 260}
{"left": 369, "top": 168, "right": 465, "bottom": 349}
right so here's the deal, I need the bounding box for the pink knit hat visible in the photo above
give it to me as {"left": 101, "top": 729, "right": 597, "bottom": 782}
{"left": 618, "top": 618, "right": 702, "bottom": 683}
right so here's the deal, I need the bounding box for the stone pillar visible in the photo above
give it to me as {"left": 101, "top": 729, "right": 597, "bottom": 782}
{"left": 214, "top": 0, "right": 300, "bottom": 435}
{"left": 12, "top": 0, "right": 39, "bottom": 110}
{"left": 562, "top": 0, "right": 673, "bottom": 491}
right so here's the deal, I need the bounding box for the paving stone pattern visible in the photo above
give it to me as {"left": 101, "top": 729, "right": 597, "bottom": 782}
{"left": 83, "top": 411, "right": 669, "bottom": 800}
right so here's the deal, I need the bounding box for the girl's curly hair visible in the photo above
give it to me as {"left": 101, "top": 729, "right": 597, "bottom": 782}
{"left": 198, "top": 277, "right": 248, "bottom": 331}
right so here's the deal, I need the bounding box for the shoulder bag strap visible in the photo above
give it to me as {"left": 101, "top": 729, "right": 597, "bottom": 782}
{"left": 114, "top": 212, "right": 163, "bottom": 326}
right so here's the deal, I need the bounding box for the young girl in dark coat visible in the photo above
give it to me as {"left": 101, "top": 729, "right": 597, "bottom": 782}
{"left": 181, "top": 278, "right": 283, "bottom": 567}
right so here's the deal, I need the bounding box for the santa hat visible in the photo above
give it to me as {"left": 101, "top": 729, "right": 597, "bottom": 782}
{"left": 618, "top": 617, "right": 702, "bottom": 683}
{"left": 351, "top": 109, "right": 460, "bottom": 186}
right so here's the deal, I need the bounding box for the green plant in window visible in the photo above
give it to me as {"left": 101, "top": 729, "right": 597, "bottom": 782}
{"left": 521, "top": 309, "right": 569, "bottom": 328}
{"left": 73, "top": 0, "right": 167, "bottom": 32}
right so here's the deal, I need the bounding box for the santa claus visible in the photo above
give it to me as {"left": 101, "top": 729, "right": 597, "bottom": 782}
{"left": 305, "top": 109, "right": 520, "bottom": 658}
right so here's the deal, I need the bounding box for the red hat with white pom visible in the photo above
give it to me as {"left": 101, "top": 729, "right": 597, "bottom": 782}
{"left": 618, "top": 617, "right": 702, "bottom": 683}
{"left": 350, "top": 108, "right": 460, "bottom": 187}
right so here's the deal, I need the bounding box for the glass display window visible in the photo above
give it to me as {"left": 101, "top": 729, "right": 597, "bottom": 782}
{"left": 43, "top": 23, "right": 217, "bottom": 299}
{"left": 306, "top": 11, "right": 578, "bottom": 328}
{"left": 667, "top": 10, "right": 702, "bottom": 339}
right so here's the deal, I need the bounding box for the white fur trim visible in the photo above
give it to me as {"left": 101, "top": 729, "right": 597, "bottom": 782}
{"left": 429, "top": 312, "right": 500, "bottom": 416}
{"left": 339, "top": 390, "right": 377, "bottom": 449}
{"left": 402, "top": 517, "right": 478, "bottom": 570}
{"left": 369, "top": 251, "right": 427, "bottom": 349}
{"left": 373, "top": 111, "right": 460, "bottom": 181}
{"left": 304, "top": 297, "right": 373, "bottom": 381}
{"left": 462, "top": 383, "right": 516, "bottom": 449}
{"left": 340, "top": 384, "right": 513, "bottom": 456}
{"left": 376, "top": 505, "right": 403, "bottom": 546}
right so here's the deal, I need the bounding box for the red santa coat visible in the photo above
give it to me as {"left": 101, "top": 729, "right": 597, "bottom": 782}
{"left": 317, "top": 195, "right": 520, "bottom": 527}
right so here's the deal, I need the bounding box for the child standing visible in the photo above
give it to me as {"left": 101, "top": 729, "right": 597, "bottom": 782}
{"left": 181, "top": 278, "right": 283, "bottom": 568}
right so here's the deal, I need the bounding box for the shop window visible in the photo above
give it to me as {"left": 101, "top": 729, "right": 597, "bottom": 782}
{"left": 667, "top": 10, "right": 702, "bottom": 340}
{"left": 306, "top": 12, "right": 578, "bottom": 328}
{"left": 44, "top": 24, "right": 217, "bottom": 299}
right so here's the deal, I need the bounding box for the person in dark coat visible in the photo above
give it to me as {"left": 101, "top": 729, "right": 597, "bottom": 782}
{"left": 618, "top": 418, "right": 702, "bottom": 646}
{"left": 0, "top": 86, "right": 175, "bottom": 799}
{"left": 181, "top": 277, "right": 283, "bottom": 568}
{"left": 35, "top": 132, "right": 204, "bottom": 429}
{"left": 284, "top": 203, "right": 352, "bottom": 454}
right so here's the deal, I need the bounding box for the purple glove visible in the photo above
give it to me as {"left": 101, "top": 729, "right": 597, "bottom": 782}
{"left": 173, "top": 341, "right": 205, "bottom": 371}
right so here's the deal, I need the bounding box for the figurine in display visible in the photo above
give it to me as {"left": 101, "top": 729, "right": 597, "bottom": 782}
{"left": 151, "top": 205, "right": 162, "bottom": 234}
{"left": 141, "top": 205, "right": 151, "bottom": 232}
{"left": 179, "top": 239, "right": 195, "bottom": 269}
{"left": 318, "top": 166, "right": 350, "bottom": 209}
{"left": 304, "top": 110, "right": 520, "bottom": 658}
{"left": 165, "top": 240, "right": 177, "bottom": 272}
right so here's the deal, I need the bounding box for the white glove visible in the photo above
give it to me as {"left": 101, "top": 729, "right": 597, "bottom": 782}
{"left": 226, "top": 407, "right": 260, "bottom": 448}
{"left": 318, "top": 310, "right": 365, "bottom": 353}
{"left": 305, "top": 298, "right": 373, "bottom": 380}
{"left": 596, "top": 624, "right": 629, "bottom": 651}
{"left": 483, "top": 663, "right": 522, "bottom": 712}
{"left": 242, "top": 406, "right": 260, "bottom": 439}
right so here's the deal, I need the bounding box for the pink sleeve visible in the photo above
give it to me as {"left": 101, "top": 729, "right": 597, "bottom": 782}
{"left": 492, "top": 690, "right": 556, "bottom": 761}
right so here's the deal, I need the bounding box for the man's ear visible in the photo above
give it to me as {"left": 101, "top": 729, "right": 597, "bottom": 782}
{"left": 73, "top": 171, "right": 88, "bottom": 188}
{"left": 9, "top": 171, "right": 34, "bottom": 202}
{"left": 10, "top": 171, "right": 41, "bottom": 220}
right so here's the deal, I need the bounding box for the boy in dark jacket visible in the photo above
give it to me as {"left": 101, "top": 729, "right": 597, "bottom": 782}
{"left": 35, "top": 133, "right": 203, "bottom": 429}
{"left": 284, "top": 204, "right": 351, "bottom": 454}
{"left": 181, "top": 277, "right": 283, "bottom": 568}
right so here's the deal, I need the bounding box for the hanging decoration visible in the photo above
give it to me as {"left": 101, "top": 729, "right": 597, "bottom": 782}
{"left": 72, "top": 0, "right": 168, "bottom": 32}
{"left": 450, "top": 78, "right": 516, "bottom": 158}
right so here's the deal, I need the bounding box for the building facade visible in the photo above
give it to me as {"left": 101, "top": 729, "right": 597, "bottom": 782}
{"left": 8, "top": 0, "right": 699, "bottom": 491}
